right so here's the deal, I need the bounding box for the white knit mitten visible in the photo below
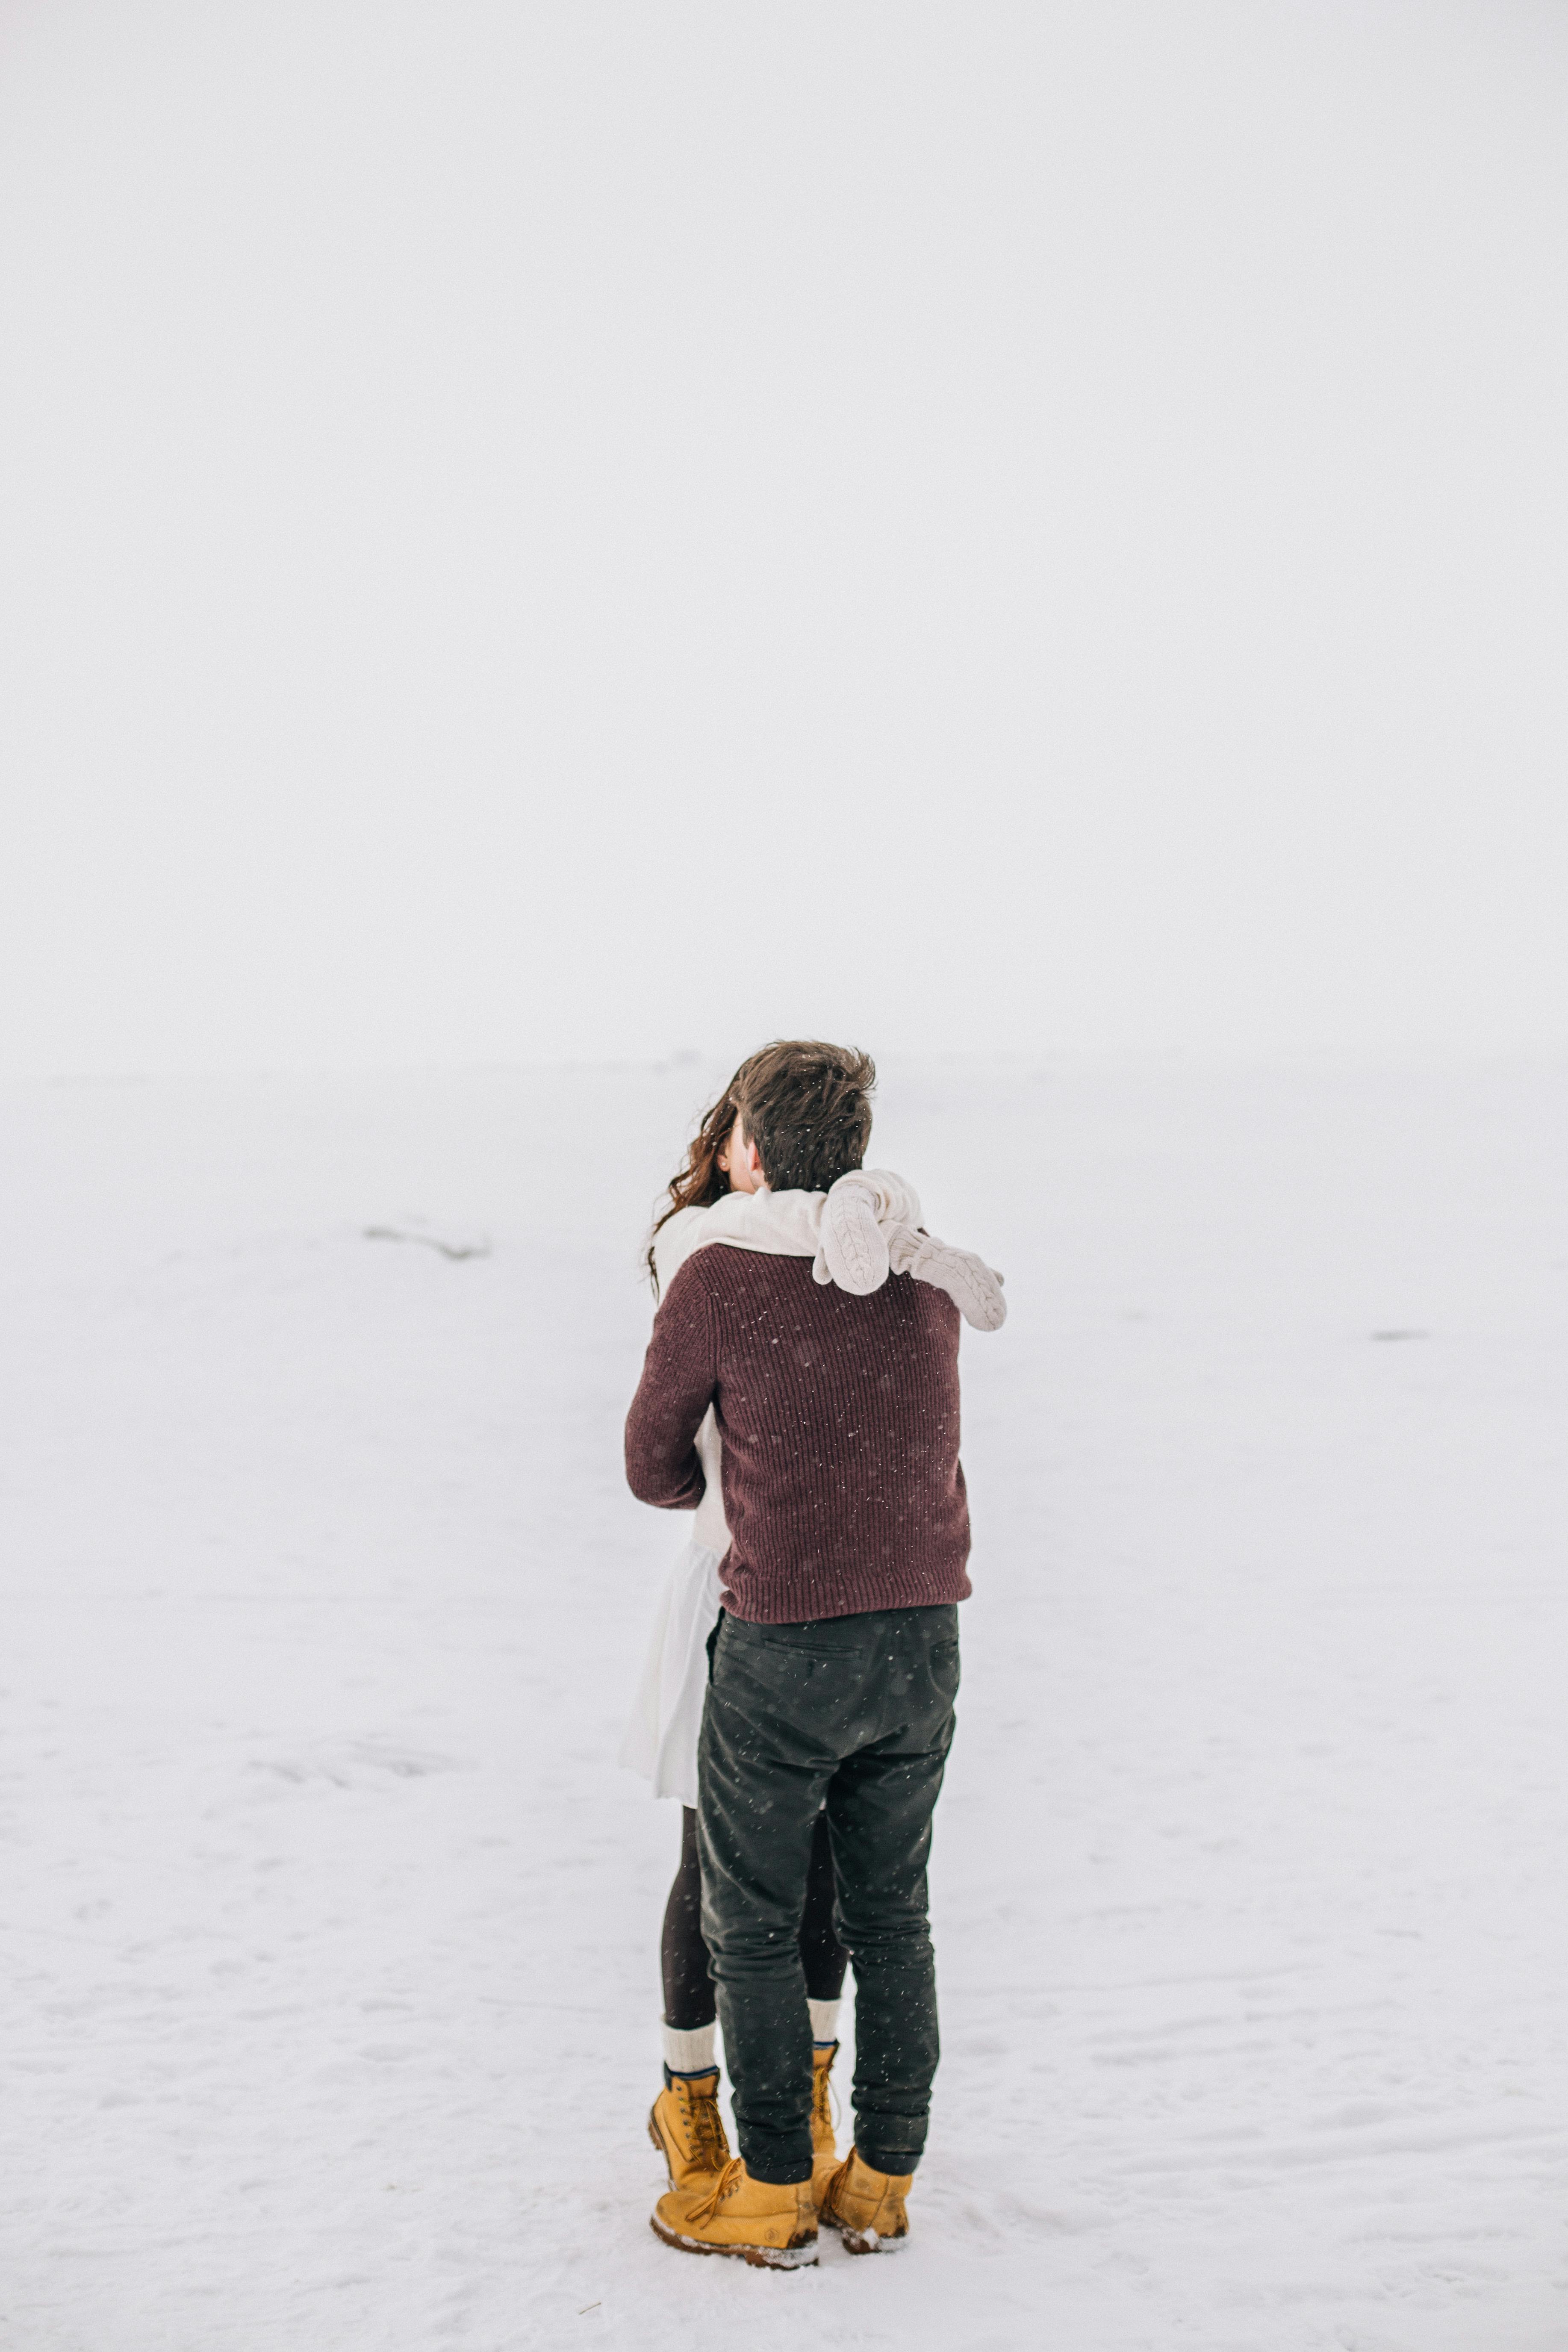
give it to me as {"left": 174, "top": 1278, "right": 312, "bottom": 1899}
{"left": 886, "top": 1226, "right": 1008, "bottom": 1331}
{"left": 815, "top": 1170, "right": 924, "bottom": 1296}
{"left": 819, "top": 1179, "right": 888, "bottom": 1294}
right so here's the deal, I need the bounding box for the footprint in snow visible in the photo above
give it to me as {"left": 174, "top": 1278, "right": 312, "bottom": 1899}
{"left": 251, "top": 1738, "right": 463, "bottom": 1788}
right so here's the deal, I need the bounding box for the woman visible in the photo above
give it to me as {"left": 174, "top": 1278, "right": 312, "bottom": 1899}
{"left": 622, "top": 1043, "right": 1005, "bottom": 2198}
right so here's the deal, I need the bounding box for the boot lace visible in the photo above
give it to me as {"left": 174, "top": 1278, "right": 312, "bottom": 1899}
{"left": 686, "top": 2090, "right": 730, "bottom": 2174}
{"left": 686, "top": 2157, "right": 743, "bottom": 2226}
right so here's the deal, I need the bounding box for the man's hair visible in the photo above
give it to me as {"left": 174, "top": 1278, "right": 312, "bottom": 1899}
{"left": 732, "top": 1039, "right": 876, "bottom": 1194}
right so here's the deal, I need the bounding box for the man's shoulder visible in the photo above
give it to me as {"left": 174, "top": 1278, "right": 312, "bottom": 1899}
{"left": 669, "top": 1250, "right": 960, "bottom": 1342}
{"left": 664, "top": 1245, "right": 813, "bottom": 1304}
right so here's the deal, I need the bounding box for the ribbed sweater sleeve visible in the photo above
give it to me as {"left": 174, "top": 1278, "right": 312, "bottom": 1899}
{"left": 624, "top": 1261, "right": 716, "bottom": 1512}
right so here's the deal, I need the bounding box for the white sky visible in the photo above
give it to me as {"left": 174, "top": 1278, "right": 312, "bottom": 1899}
{"left": 1, "top": 1, "right": 1565, "bottom": 1076}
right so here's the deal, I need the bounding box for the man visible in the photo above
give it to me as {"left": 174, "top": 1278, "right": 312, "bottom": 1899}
{"left": 624, "top": 1040, "right": 975, "bottom": 2268}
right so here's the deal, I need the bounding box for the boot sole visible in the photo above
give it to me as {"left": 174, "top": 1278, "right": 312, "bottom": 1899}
{"left": 819, "top": 2211, "right": 909, "bottom": 2256}
{"left": 650, "top": 2213, "right": 818, "bottom": 2268}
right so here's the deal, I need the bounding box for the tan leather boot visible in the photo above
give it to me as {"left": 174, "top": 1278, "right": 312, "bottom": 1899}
{"left": 647, "top": 2068, "right": 731, "bottom": 2190}
{"left": 818, "top": 2145, "right": 914, "bottom": 2253}
{"left": 652, "top": 2157, "right": 817, "bottom": 2268}
{"left": 810, "top": 2042, "right": 840, "bottom": 2204}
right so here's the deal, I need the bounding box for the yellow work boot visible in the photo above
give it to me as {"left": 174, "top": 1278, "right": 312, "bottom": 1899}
{"left": 652, "top": 2157, "right": 817, "bottom": 2268}
{"left": 810, "top": 2042, "right": 840, "bottom": 2204}
{"left": 818, "top": 2146, "right": 914, "bottom": 2254}
{"left": 647, "top": 2067, "right": 731, "bottom": 2191}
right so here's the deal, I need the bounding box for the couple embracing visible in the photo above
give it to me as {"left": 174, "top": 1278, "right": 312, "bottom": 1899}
{"left": 622, "top": 1039, "right": 1004, "bottom": 2268}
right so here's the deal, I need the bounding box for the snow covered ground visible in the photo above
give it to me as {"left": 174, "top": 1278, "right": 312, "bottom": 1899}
{"left": 1, "top": 1055, "right": 1564, "bottom": 2351}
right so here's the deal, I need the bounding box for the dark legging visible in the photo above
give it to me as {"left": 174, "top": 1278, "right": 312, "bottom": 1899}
{"left": 662, "top": 1804, "right": 849, "bottom": 2031}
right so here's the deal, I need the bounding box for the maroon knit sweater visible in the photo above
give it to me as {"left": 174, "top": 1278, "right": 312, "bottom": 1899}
{"left": 624, "top": 1248, "right": 972, "bottom": 1624}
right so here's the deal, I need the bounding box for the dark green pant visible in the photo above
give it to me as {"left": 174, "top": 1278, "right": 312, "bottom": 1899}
{"left": 696, "top": 1603, "right": 960, "bottom": 2185}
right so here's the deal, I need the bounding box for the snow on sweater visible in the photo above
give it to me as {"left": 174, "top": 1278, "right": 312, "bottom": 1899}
{"left": 631, "top": 1183, "right": 974, "bottom": 1623}
{"left": 646, "top": 1170, "right": 1002, "bottom": 1560}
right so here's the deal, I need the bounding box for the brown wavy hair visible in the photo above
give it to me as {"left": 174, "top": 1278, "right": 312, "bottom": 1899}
{"left": 647, "top": 1040, "right": 876, "bottom": 1291}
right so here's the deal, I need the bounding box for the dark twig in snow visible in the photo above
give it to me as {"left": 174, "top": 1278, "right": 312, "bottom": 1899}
{"left": 363, "top": 1226, "right": 492, "bottom": 1261}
